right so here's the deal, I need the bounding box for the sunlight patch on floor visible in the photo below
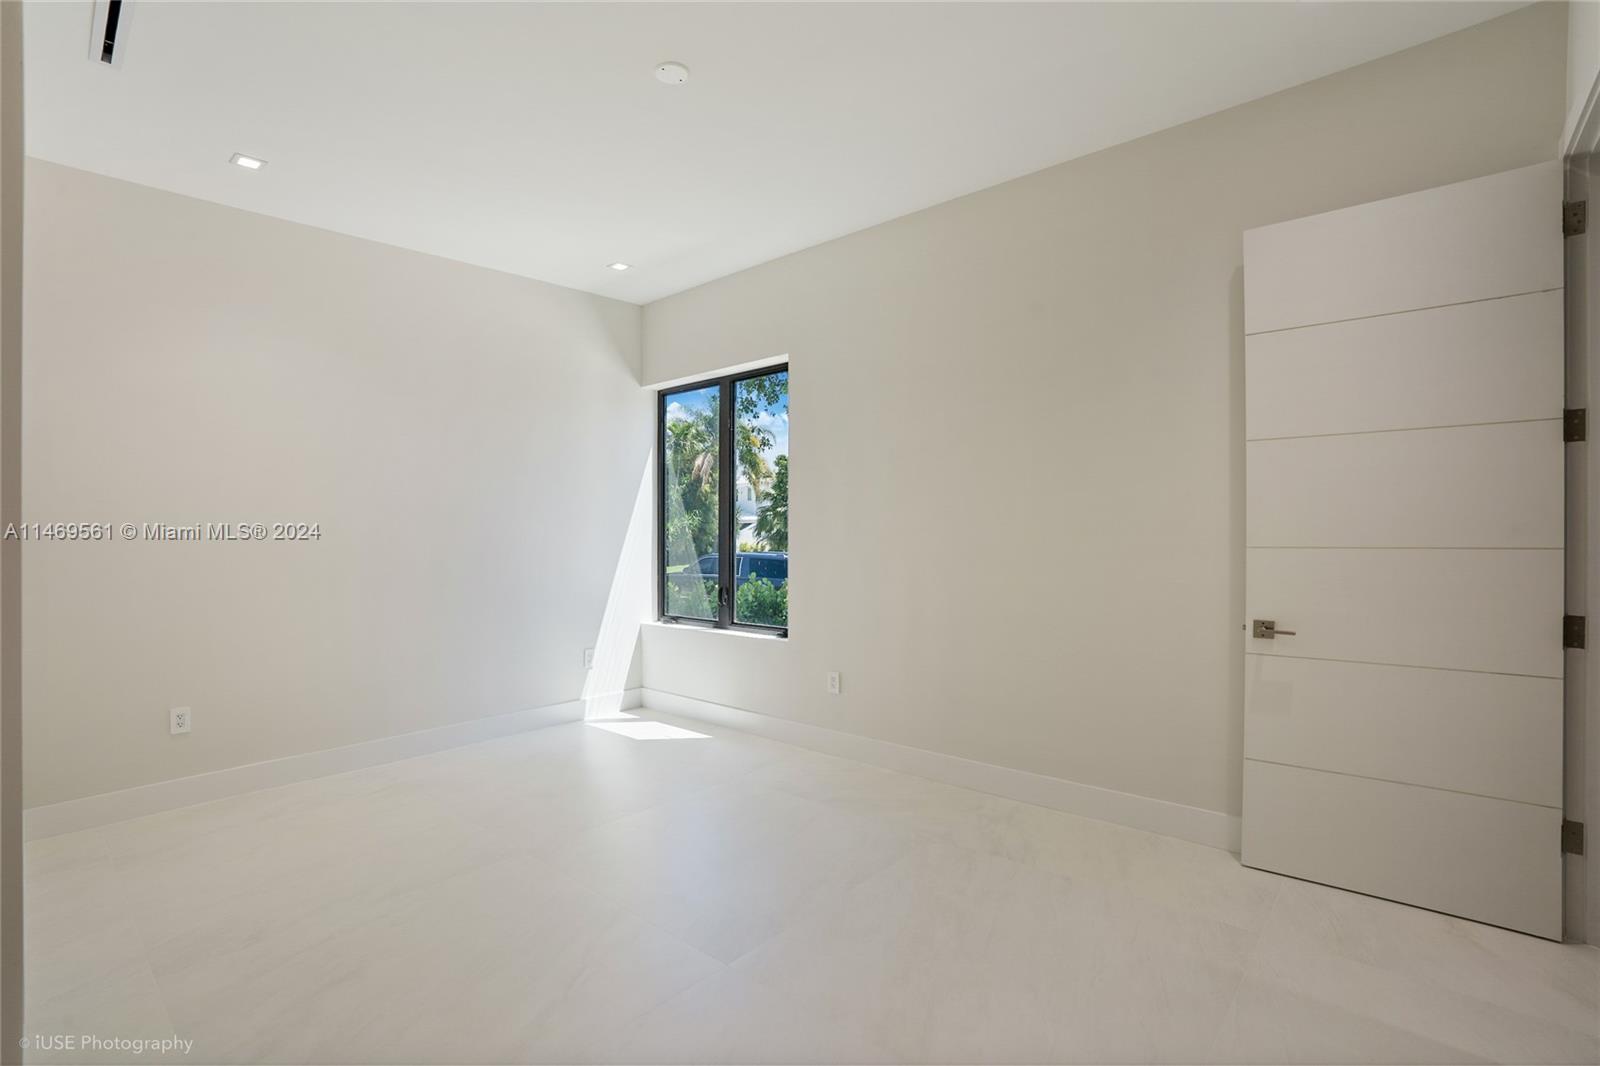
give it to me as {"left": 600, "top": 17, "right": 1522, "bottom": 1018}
{"left": 586, "top": 720, "right": 711, "bottom": 741}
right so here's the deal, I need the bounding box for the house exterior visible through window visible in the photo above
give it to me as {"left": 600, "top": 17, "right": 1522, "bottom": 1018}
{"left": 659, "top": 366, "right": 788, "bottom": 634}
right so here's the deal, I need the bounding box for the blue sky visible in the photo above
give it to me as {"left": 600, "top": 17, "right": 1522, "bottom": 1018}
{"left": 665, "top": 374, "right": 788, "bottom": 465}
{"left": 664, "top": 385, "right": 716, "bottom": 425}
{"left": 742, "top": 379, "right": 789, "bottom": 463}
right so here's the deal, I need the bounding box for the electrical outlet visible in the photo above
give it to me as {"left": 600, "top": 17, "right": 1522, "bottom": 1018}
{"left": 583, "top": 647, "right": 596, "bottom": 670}
{"left": 170, "top": 707, "right": 191, "bottom": 735}
{"left": 826, "top": 672, "right": 841, "bottom": 695}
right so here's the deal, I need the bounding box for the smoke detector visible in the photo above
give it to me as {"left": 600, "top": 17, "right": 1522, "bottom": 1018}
{"left": 654, "top": 62, "right": 690, "bottom": 86}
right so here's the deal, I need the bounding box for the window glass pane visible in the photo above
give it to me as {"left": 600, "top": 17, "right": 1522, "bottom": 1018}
{"left": 662, "top": 384, "right": 721, "bottom": 620}
{"left": 734, "top": 370, "right": 788, "bottom": 628}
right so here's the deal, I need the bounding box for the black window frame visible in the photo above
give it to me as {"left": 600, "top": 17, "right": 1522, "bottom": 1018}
{"left": 658, "top": 364, "right": 789, "bottom": 637}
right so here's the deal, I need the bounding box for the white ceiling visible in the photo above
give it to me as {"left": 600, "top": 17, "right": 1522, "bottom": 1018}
{"left": 25, "top": 1, "right": 1524, "bottom": 304}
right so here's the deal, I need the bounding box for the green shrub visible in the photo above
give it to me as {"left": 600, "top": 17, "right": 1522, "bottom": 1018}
{"left": 736, "top": 576, "right": 787, "bottom": 628}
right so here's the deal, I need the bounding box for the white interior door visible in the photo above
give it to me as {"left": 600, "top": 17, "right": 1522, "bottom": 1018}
{"left": 1242, "top": 162, "right": 1566, "bottom": 940}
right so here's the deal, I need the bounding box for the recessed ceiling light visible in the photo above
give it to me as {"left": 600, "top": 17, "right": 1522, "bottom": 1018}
{"left": 608, "top": 262, "right": 631, "bottom": 271}
{"left": 654, "top": 62, "right": 689, "bottom": 86}
{"left": 229, "top": 153, "right": 266, "bottom": 170}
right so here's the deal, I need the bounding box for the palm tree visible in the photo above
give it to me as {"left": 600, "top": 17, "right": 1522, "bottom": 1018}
{"left": 666, "top": 411, "right": 719, "bottom": 557}
{"left": 754, "top": 455, "right": 788, "bottom": 550}
{"left": 737, "top": 422, "right": 774, "bottom": 501}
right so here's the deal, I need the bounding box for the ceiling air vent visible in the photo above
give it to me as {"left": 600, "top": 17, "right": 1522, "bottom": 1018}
{"left": 89, "top": 0, "right": 129, "bottom": 66}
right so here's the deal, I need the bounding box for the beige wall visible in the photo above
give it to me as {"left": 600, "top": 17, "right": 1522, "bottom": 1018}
{"left": 640, "top": 4, "right": 1569, "bottom": 822}
{"left": 23, "top": 161, "right": 651, "bottom": 808}
{"left": 1568, "top": 1, "right": 1599, "bottom": 154}
{"left": 0, "top": 0, "right": 21, "bottom": 1052}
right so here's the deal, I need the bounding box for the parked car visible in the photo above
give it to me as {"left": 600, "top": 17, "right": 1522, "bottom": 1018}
{"left": 667, "top": 551, "right": 787, "bottom": 596}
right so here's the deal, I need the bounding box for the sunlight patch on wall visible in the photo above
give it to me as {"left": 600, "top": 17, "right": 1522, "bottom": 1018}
{"left": 582, "top": 454, "right": 654, "bottom": 718}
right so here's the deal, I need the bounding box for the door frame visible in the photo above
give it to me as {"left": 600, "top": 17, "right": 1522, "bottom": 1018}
{"left": 1570, "top": 101, "right": 1600, "bottom": 945}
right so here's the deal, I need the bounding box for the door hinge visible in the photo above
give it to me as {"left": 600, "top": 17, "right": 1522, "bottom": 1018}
{"left": 1566, "top": 615, "right": 1587, "bottom": 649}
{"left": 1565, "top": 200, "right": 1588, "bottom": 238}
{"left": 1566, "top": 408, "right": 1587, "bottom": 443}
{"left": 1563, "top": 819, "right": 1585, "bottom": 855}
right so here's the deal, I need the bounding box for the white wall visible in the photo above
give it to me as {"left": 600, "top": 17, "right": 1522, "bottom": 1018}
{"left": 22, "top": 161, "right": 651, "bottom": 808}
{"left": 640, "top": 4, "right": 1569, "bottom": 824}
{"left": 0, "top": 0, "right": 22, "bottom": 1052}
{"left": 1567, "top": 0, "right": 1599, "bottom": 155}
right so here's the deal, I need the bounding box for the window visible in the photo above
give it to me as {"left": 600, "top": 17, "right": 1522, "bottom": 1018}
{"left": 660, "top": 366, "right": 789, "bottom": 634}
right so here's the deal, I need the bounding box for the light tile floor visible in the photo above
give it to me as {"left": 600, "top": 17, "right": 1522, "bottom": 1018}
{"left": 23, "top": 712, "right": 1600, "bottom": 1065}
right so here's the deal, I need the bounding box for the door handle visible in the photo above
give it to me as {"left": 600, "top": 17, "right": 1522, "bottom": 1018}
{"left": 1252, "top": 619, "right": 1295, "bottom": 639}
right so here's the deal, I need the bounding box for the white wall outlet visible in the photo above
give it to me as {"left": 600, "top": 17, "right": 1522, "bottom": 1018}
{"left": 583, "top": 647, "right": 596, "bottom": 670}
{"left": 170, "top": 707, "right": 191, "bottom": 735}
{"left": 826, "top": 672, "right": 841, "bottom": 695}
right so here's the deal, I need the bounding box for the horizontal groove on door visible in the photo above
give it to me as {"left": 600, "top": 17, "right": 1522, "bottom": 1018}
{"left": 1247, "top": 421, "right": 1562, "bottom": 549}
{"left": 1242, "top": 759, "right": 1563, "bottom": 940}
{"left": 1242, "top": 287, "right": 1560, "bottom": 337}
{"left": 1245, "top": 290, "right": 1562, "bottom": 441}
{"left": 1245, "top": 651, "right": 1559, "bottom": 681}
{"left": 1247, "top": 416, "right": 1559, "bottom": 444}
{"left": 1245, "top": 757, "right": 1562, "bottom": 809}
{"left": 1244, "top": 655, "right": 1561, "bottom": 806}
{"left": 1246, "top": 547, "right": 1563, "bottom": 678}
{"left": 1248, "top": 546, "right": 1561, "bottom": 551}
{"left": 1242, "top": 162, "right": 1562, "bottom": 334}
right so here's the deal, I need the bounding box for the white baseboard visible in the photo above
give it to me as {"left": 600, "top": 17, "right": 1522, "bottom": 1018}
{"left": 27, "top": 685, "right": 1236, "bottom": 852}
{"left": 641, "top": 688, "right": 1241, "bottom": 853}
{"left": 25, "top": 688, "right": 642, "bottom": 840}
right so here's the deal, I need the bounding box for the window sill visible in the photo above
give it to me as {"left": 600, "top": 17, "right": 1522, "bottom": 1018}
{"left": 645, "top": 620, "right": 788, "bottom": 641}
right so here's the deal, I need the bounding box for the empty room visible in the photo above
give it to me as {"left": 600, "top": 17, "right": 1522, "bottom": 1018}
{"left": 0, "top": 0, "right": 1598, "bottom": 1063}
